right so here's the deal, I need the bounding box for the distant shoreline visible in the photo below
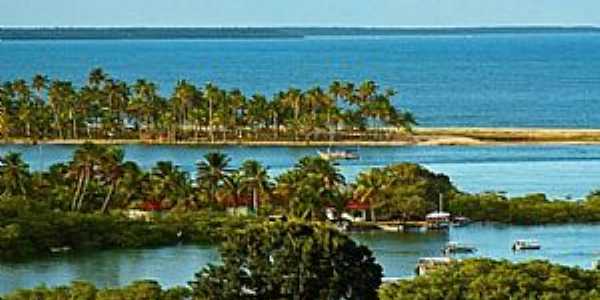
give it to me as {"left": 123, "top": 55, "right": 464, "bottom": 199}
{"left": 1, "top": 26, "right": 600, "bottom": 40}
{"left": 5, "top": 127, "right": 600, "bottom": 146}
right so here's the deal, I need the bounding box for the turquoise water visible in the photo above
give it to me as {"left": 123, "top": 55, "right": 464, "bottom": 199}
{"left": 1, "top": 33, "right": 600, "bottom": 127}
{"left": 2, "top": 143, "right": 600, "bottom": 198}
{"left": 2, "top": 224, "right": 599, "bottom": 294}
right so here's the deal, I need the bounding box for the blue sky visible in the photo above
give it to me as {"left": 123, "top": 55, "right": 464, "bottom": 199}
{"left": 1, "top": 0, "right": 599, "bottom": 27}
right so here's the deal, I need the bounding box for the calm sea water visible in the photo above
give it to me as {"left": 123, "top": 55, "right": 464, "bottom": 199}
{"left": 2, "top": 224, "right": 599, "bottom": 294}
{"left": 1, "top": 33, "right": 600, "bottom": 127}
{"left": 1, "top": 143, "right": 600, "bottom": 198}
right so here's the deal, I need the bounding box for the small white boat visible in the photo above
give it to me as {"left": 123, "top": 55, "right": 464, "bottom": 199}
{"left": 50, "top": 246, "right": 72, "bottom": 253}
{"left": 415, "top": 257, "right": 453, "bottom": 276}
{"left": 512, "top": 239, "right": 541, "bottom": 251}
{"left": 451, "top": 216, "right": 471, "bottom": 227}
{"left": 442, "top": 242, "right": 477, "bottom": 255}
{"left": 317, "top": 149, "right": 359, "bottom": 160}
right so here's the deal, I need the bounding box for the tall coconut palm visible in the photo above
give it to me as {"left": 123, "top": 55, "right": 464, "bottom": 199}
{"left": 281, "top": 88, "right": 303, "bottom": 140}
{"left": 0, "top": 152, "right": 31, "bottom": 196}
{"left": 196, "top": 152, "right": 231, "bottom": 204}
{"left": 203, "top": 83, "right": 222, "bottom": 143}
{"left": 68, "top": 143, "right": 103, "bottom": 211}
{"left": 98, "top": 147, "right": 125, "bottom": 213}
{"left": 239, "top": 160, "right": 270, "bottom": 212}
{"left": 88, "top": 68, "right": 107, "bottom": 89}
{"left": 148, "top": 161, "right": 191, "bottom": 209}
{"left": 172, "top": 80, "right": 198, "bottom": 137}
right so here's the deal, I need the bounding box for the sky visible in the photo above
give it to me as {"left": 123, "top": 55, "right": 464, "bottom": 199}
{"left": 1, "top": 0, "right": 599, "bottom": 27}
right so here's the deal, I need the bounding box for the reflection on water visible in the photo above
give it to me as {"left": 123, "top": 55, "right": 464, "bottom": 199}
{"left": 2, "top": 224, "right": 599, "bottom": 294}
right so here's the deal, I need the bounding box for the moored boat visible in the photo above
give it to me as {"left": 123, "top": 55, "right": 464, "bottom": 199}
{"left": 512, "top": 239, "right": 541, "bottom": 251}
{"left": 50, "top": 246, "right": 72, "bottom": 253}
{"left": 317, "top": 149, "right": 359, "bottom": 160}
{"left": 442, "top": 242, "right": 477, "bottom": 255}
{"left": 451, "top": 216, "right": 472, "bottom": 227}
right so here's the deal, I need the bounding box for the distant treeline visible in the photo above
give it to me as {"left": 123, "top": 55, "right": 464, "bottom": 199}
{"left": 1, "top": 26, "right": 600, "bottom": 40}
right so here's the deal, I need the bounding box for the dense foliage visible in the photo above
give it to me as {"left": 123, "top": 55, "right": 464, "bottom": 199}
{"left": 2, "top": 280, "right": 190, "bottom": 300}
{"left": 190, "top": 221, "right": 382, "bottom": 300}
{"left": 379, "top": 259, "right": 600, "bottom": 300}
{"left": 0, "top": 197, "right": 255, "bottom": 260}
{"left": 0, "top": 70, "right": 415, "bottom": 142}
{"left": 449, "top": 192, "right": 600, "bottom": 225}
{"left": 2, "top": 143, "right": 600, "bottom": 261}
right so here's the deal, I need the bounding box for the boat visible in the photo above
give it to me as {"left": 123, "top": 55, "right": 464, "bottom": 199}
{"left": 415, "top": 257, "right": 453, "bottom": 276}
{"left": 442, "top": 242, "right": 477, "bottom": 255}
{"left": 451, "top": 216, "right": 472, "bottom": 227}
{"left": 50, "top": 246, "right": 72, "bottom": 253}
{"left": 512, "top": 239, "right": 541, "bottom": 251}
{"left": 593, "top": 259, "right": 600, "bottom": 270}
{"left": 425, "top": 194, "right": 450, "bottom": 230}
{"left": 317, "top": 149, "right": 359, "bottom": 160}
{"left": 425, "top": 211, "right": 450, "bottom": 230}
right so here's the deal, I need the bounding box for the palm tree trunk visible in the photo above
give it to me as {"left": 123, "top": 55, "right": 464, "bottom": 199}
{"left": 101, "top": 182, "right": 116, "bottom": 213}
{"left": 72, "top": 170, "right": 84, "bottom": 211}
{"left": 252, "top": 188, "right": 258, "bottom": 212}
{"left": 209, "top": 99, "right": 214, "bottom": 144}
{"left": 77, "top": 169, "right": 90, "bottom": 211}
{"left": 370, "top": 207, "right": 377, "bottom": 222}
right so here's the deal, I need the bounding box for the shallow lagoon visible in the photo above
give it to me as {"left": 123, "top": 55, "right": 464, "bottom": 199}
{"left": 2, "top": 223, "right": 599, "bottom": 294}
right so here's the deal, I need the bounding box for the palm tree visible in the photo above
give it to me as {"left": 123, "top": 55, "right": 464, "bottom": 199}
{"left": 172, "top": 80, "right": 199, "bottom": 138}
{"left": 239, "top": 160, "right": 270, "bottom": 212}
{"left": 221, "top": 172, "right": 246, "bottom": 211}
{"left": 296, "top": 156, "right": 344, "bottom": 188}
{"left": 98, "top": 147, "right": 125, "bottom": 213}
{"left": 148, "top": 161, "right": 192, "bottom": 209}
{"left": 281, "top": 88, "right": 303, "bottom": 140}
{"left": 196, "top": 152, "right": 231, "bottom": 204}
{"left": 245, "top": 94, "right": 269, "bottom": 140}
{"left": 48, "top": 80, "right": 76, "bottom": 139}
{"left": 354, "top": 168, "right": 394, "bottom": 222}
{"left": 88, "top": 68, "right": 107, "bottom": 89}
{"left": 203, "top": 83, "right": 222, "bottom": 143}
{"left": 68, "top": 143, "right": 103, "bottom": 211}
{"left": 0, "top": 152, "right": 31, "bottom": 196}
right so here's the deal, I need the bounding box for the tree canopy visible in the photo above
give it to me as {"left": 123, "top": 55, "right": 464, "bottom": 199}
{"left": 379, "top": 259, "right": 600, "bottom": 300}
{"left": 190, "top": 221, "right": 383, "bottom": 300}
{"left": 0, "top": 70, "right": 416, "bottom": 142}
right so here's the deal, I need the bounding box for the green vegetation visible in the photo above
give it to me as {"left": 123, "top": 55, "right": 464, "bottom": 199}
{"left": 2, "top": 142, "right": 600, "bottom": 261}
{"left": 0, "top": 70, "right": 415, "bottom": 143}
{"left": 449, "top": 192, "right": 600, "bottom": 225}
{"left": 191, "top": 222, "right": 382, "bottom": 300}
{"left": 2, "top": 222, "right": 382, "bottom": 300}
{"left": 2, "top": 280, "right": 190, "bottom": 300}
{"left": 379, "top": 259, "right": 600, "bottom": 300}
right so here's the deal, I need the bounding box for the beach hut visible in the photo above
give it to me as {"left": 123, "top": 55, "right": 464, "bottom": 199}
{"left": 345, "top": 201, "right": 370, "bottom": 222}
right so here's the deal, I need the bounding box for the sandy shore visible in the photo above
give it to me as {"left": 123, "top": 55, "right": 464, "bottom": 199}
{"left": 5, "top": 127, "right": 600, "bottom": 146}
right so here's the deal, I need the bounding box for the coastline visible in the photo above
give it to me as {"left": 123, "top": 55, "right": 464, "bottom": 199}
{"left": 5, "top": 127, "right": 600, "bottom": 146}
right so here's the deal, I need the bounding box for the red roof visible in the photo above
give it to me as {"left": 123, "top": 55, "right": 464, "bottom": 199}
{"left": 140, "top": 201, "right": 162, "bottom": 211}
{"left": 346, "top": 201, "right": 370, "bottom": 210}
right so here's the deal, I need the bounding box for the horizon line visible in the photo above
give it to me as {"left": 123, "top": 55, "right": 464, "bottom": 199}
{"left": 2, "top": 24, "right": 600, "bottom": 30}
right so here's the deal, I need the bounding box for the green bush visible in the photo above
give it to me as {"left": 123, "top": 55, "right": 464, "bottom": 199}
{"left": 379, "top": 259, "right": 600, "bottom": 300}
{"left": 3, "top": 281, "right": 190, "bottom": 300}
